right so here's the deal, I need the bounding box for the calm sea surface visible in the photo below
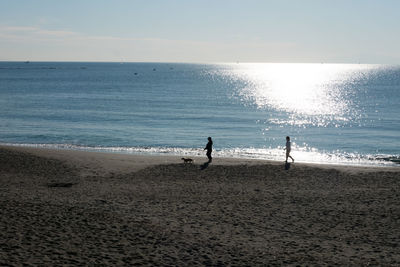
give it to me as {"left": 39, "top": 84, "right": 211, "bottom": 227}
{"left": 0, "top": 62, "right": 399, "bottom": 166}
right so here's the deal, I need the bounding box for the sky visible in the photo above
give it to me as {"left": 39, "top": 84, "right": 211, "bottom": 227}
{"left": 0, "top": 0, "right": 399, "bottom": 63}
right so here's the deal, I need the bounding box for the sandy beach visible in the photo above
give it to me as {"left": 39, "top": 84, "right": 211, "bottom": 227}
{"left": 0, "top": 145, "right": 399, "bottom": 265}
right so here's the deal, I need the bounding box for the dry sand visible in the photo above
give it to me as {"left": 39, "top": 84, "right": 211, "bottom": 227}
{"left": 0, "top": 145, "right": 399, "bottom": 266}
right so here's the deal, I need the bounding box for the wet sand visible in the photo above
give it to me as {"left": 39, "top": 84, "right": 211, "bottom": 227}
{"left": 0, "top": 145, "right": 399, "bottom": 265}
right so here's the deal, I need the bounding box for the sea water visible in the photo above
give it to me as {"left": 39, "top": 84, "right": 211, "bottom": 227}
{"left": 0, "top": 62, "right": 399, "bottom": 166}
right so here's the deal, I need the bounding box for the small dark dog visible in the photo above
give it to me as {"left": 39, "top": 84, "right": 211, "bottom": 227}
{"left": 181, "top": 157, "right": 194, "bottom": 164}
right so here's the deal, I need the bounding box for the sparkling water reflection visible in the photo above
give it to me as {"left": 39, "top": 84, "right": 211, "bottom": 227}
{"left": 0, "top": 62, "right": 398, "bottom": 166}
{"left": 224, "top": 63, "right": 378, "bottom": 128}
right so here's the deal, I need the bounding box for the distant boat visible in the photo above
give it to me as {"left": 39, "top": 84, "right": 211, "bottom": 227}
{"left": 25, "top": 61, "right": 30, "bottom": 64}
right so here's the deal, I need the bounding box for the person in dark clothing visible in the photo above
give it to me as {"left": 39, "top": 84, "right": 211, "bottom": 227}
{"left": 204, "top": 137, "right": 213, "bottom": 163}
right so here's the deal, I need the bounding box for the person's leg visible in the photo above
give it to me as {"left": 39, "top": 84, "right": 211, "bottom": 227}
{"left": 207, "top": 151, "right": 212, "bottom": 162}
{"left": 285, "top": 151, "right": 289, "bottom": 162}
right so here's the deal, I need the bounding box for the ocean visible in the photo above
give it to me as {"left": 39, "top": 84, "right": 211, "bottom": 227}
{"left": 0, "top": 62, "right": 399, "bottom": 166}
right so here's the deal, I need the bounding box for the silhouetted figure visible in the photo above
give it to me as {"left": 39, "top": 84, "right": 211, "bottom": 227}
{"left": 204, "top": 137, "right": 213, "bottom": 163}
{"left": 284, "top": 136, "right": 294, "bottom": 163}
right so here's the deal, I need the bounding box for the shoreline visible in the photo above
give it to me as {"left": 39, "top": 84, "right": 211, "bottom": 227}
{"left": 1, "top": 144, "right": 398, "bottom": 172}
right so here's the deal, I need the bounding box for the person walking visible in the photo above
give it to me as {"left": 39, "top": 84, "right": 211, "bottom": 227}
{"left": 204, "top": 137, "right": 213, "bottom": 163}
{"left": 285, "top": 136, "right": 294, "bottom": 163}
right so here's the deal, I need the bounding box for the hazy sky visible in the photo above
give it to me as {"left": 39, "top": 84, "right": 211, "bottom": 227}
{"left": 0, "top": 0, "right": 399, "bottom": 63}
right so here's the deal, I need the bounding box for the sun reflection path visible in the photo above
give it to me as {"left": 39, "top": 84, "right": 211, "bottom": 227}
{"left": 224, "top": 63, "right": 375, "bottom": 127}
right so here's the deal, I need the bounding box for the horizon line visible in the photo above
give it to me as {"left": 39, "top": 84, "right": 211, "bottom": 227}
{"left": 0, "top": 60, "right": 397, "bottom": 65}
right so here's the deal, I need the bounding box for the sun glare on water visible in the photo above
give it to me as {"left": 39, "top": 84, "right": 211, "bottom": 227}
{"left": 225, "top": 63, "right": 374, "bottom": 127}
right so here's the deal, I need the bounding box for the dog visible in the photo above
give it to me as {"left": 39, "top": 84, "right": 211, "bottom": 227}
{"left": 181, "top": 157, "right": 194, "bottom": 164}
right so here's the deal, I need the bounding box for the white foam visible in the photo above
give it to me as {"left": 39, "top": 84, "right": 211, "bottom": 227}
{"left": 1, "top": 142, "right": 398, "bottom": 167}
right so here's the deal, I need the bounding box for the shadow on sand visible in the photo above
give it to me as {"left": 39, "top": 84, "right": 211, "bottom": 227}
{"left": 200, "top": 161, "right": 210, "bottom": 170}
{"left": 285, "top": 162, "right": 291, "bottom": 170}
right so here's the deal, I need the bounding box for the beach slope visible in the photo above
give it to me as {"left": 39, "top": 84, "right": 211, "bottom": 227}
{"left": 0, "top": 146, "right": 399, "bottom": 265}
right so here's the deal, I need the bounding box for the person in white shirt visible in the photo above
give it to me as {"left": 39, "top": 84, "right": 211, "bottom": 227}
{"left": 285, "top": 136, "right": 294, "bottom": 163}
